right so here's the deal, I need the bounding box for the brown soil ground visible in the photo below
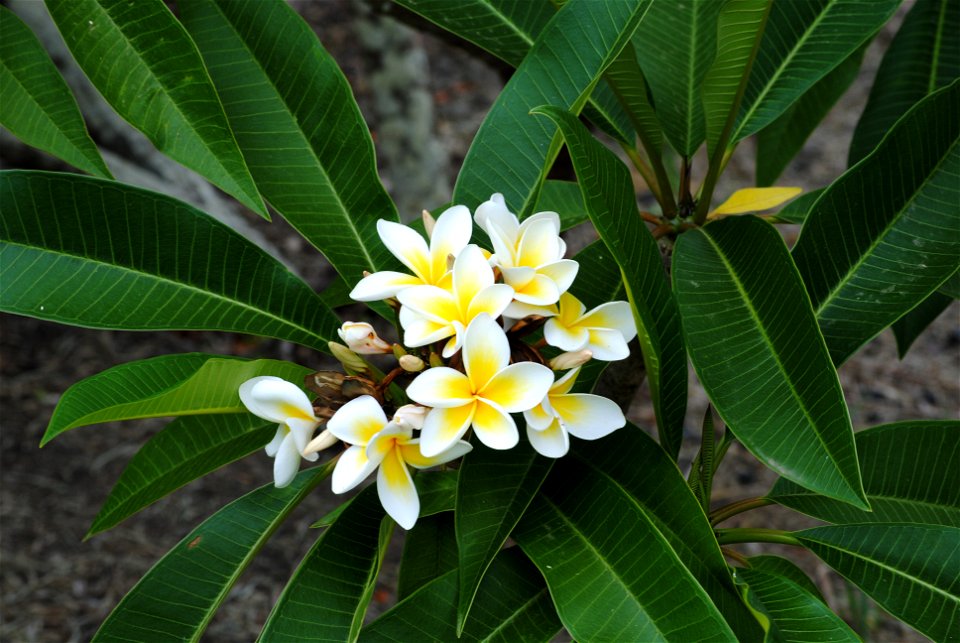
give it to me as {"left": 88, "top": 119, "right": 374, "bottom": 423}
{"left": 2, "top": 2, "right": 957, "bottom": 641}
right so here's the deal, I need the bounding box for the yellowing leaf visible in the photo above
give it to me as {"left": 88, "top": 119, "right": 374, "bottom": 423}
{"left": 709, "top": 187, "right": 802, "bottom": 219}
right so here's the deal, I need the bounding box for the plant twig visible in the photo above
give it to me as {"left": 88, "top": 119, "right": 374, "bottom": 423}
{"left": 710, "top": 496, "right": 774, "bottom": 526}
{"left": 715, "top": 528, "right": 800, "bottom": 547}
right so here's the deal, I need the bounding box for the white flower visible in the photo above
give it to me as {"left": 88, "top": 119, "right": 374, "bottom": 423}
{"left": 406, "top": 313, "right": 554, "bottom": 456}
{"left": 337, "top": 321, "right": 392, "bottom": 354}
{"left": 327, "top": 396, "right": 471, "bottom": 529}
{"left": 349, "top": 205, "right": 472, "bottom": 301}
{"left": 526, "top": 292, "right": 637, "bottom": 361}
{"left": 523, "top": 367, "right": 626, "bottom": 458}
{"left": 393, "top": 404, "right": 427, "bottom": 431}
{"left": 239, "top": 376, "right": 330, "bottom": 488}
{"left": 397, "top": 245, "right": 514, "bottom": 357}
{"left": 475, "top": 193, "right": 578, "bottom": 306}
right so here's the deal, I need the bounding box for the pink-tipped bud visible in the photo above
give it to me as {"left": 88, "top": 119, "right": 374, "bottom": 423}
{"left": 393, "top": 404, "right": 427, "bottom": 431}
{"left": 338, "top": 321, "right": 392, "bottom": 355}
{"left": 303, "top": 428, "right": 338, "bottom": 455}
{"left": 399, "top": 354, "right": 425, "bottom": 372}
{"left": 422, "top": 209, "right": 436, "bottom": 238}
{"left": 549, "top": 349, "right": 593, "bottom": 370}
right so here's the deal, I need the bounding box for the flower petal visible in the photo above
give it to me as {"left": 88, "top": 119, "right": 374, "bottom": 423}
{"left": 420, "top": 402, "right": 477, "bottom": 457}
{"left": 273, "top": 434, "right": 302, "bottom": 488}
{"left": 480, "top": 361, "right": 554, "bottom": 412}
{"left": 551, "top": 366, "right": 580, "bottom": 395}
{"left": 287, "top": 417, "right": 319, "bottom": 453}
{"left": 538, "top": 259, "right": 579, "bottom": 294}
{"left": 557, "top": 291, "right": 587, "bottom": 325}
{"left": 400, "top": 438, "right": 472, "bottom": 469}
{"left": 264, "top": 426, "right": 285, "bottom": 457}
{"left": 517, "top": 217, "right": 562, "bottom": 268}
{"left": 586, "top": 328, "right": 631, "bottom": 361}
{"left": 472, "top": 399, "right": 519, "bottom": 450}
{"left": 503, "top": 301, "right": 557, "bottom": 320}
{"left": 519, "top": 210, "right": 561, "bottom": 236}
{"left": 462, "top": 313, "right": 510, "bottom": 390}
{"left": 398, "top": 285, "right": 459, "bottom": 325}
{"left": 239, "top": 376, "right": 317, "bottom": 424}
{"left": 331, "top": 444, "right": 378, "bottom": 493}
{"left": 500, "top": 266, "right": 536, "bottom": 290}
{"left": 526, "top": 417, "right": 569, "bottom": 458}
{"left": 475, "top": 193, "right": 519, "bottom": 242}
{"left": 349, "top": 271, "right": 422, "bottom": 301}
{"left": 453, "top": 244, "right": 495, "bottom": 305}
{"left": 378, "top": 219, "right": 431, "bottom": 281}
{"left": 523, "top": 401, "right": 555, "bottom": 432}
{"left": 366, "top": 423, "right": 412, "bottom": 464}
{"left": 327, "top": 395, "right": 387, "bottom": 445}
{"left": 401, "top": 312, "right": 454, "bottom": 348}
{"left": 512, "top": 274, "right": 560, "bottom": 306}
{"left": 429, "top": 205, "right": 472, "bottom": 281}
{"left": 486, "top": 219, "right": 519, "bottom": 268}
{"left": 378, "top": 446, "right": 419, "bottom": 529}
{"left": 544, "top": 318, "right": 590, "bottom": 351}
{"left": 552, "top": 393, "right": 626, "bottom": 440}
{"left": 578, "top": 301, "right": 636, "bottom": 340}
{"left": 465, "top": 283, "right": 514, "bottom": 322}
{"left": 406, "top": 367, "right": 475, "bottom": 408}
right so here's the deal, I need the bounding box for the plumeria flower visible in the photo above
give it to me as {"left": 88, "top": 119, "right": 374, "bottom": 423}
{"left": 397, "top": 245, "right": 514, "bottom": 357}
{"left": 514, "top": 292, "right": 637, "bottom": 361}
{"left": 327, "top": 396, "right": 471, "bottom": 529}
{"left": 406, "top": 313, "right": 554, "bottom": 456}
{"left": 475, "top": 193, "right": 578, "bottom": 307}
{"left": 239, "top": 376, "right": 334, "bottom": 488}
{"left": 523, "top": 367, "right": 626, "bottom": 458}
{"left": 349, "top": 204, "right": 472, "bottom": 301}
{"left": 338, "top": 321, "right": 392, "bottom": 354}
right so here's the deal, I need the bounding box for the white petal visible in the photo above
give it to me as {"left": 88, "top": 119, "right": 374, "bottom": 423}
{"left": 579, "top": 301, "right": 637, "bottom": 341}
{"left": 402, "top": 313, "right": 454, "bottom": 348}
{"left": 586, "top": 328, "right": 631, "bottom": 361}
{"left": 519, "top": 210, "right": 561, "bottom": 235}
{"left": 288, "top": 417, "right": 320, "bottom": 453}
{"left": 475, "top": 193, "right": 519, "bottom": 241}
{"left": 465, "top": 284, "right": 514, "bottom": 322}
{"left": 511, "top": 274, "right": 560, "bottom": 306}
{"left": 406, "top": 367, "right": 475, "bottom": 408}
{"left": 440, "top": 322, "right": 465, "bottom": 358}
{"left": 552, "top": 393, "right": 626, "bottom": 440}
{"left": 327, "top": 395, "right": 387, "bottom": 445}
{"left": 420, "top": 403, "right": 476, "bottom": 457}
{"left": 273, "top": 434, "right": 302, "bottom": 488}
{"left": 331, "top": 444, "right": 378, "bottom": 493}
{"left": 526, "top": 417, "right": 569, "bottom": 458}
{"left": 503, "top": 301, "right": 557, "bottom": 320}
{"left": 517, "top": 217, "right": 562, "bottom": 268}
{"left": 523, "top": 401, "right": 555, "bottom": 431}
{"left": 397, "top": 286, "right": 459, "bottom": 325}
{"left": 400, "top": 438, "right": 472, "bottom": 469}
{"left": 429, "top": 205, "right": 472, "bottom": 281}
{"left": 365, "top": 423, "right": 413, "bottom": 464}
{"left": 378, "top": 219, "right": 431, "bottom": 280}
{"left": 462, "top": 313, "right": 510, "bottom": 390}
{"left": 538, "top": 260, "right": 579, "bottom": 294}
{"left": 485, "top": 219, "right": 519, "bottom": 268}
{"left": 453, "top": 244, "right": 495, "bottom": 304}
{"left": 472, "top": 399, "right": 519, "bottom": 450}
{"left": 304, "top": 428, "right": 338, "bottom": 455}
{"left": 544, "top": 318, "right": 590, "bottom": 351}
{"left": 393, "top": 404, "right": 427, "bottom": 431}
{"left": 501, "top": 266, "right": 536, "bottom": 290}
{"left": 264, "top": 426, "right": 285, "bottom": 457}
{"left": 551, "top": 366, "right": 581, "bottom": 395}
{"left": 239, "top": 377, "right": 317, "bottom": 424}
{"left": 480, "top": 361, "right": 554, "bottom": 413}
{"left": 348, "top": 271, "right": 422, "bottom": 301}
{"left": 378, "top": 446, "right": 419, "bottom": 529}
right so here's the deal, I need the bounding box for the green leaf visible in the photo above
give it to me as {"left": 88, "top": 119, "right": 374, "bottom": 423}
{"left": 574, "top": 426, "right": 764, "bottom": 641}
{"left": 44, "top": 0, "right": 266, "bottom": 217}
{"left": 604, "top": 42, "right": 663, "bottom": 153}
{"left": 0, "top": 6, "right": 111, "bottom": 178}
{"left": 747, "top": 555, "right": 826, "bottom": 603}
{"left": 455, "top": 437, "right": 552, "bottom": 634}
{"left": 533, "top": 180, "right": 588, "bottom": 231}
{"left": 797, "top": 523, "right": 960, "bottom": 642}
{"left": 362, "top": 549, "right": 561, "bottom": 642}
{"left": 793, "top": 80, "right": 960, "bottom": 365}
{"left": 730, "top": 0, "right": 900, "bottom": 145}
{"left": 179, "top": 0, "right": 401, "bottom": 287}
{"left": 397, "top": 512, "right": 457, "bottom": 601}
{"left": 633, "top": 0, "right": 724, "bottom": 155}
{"left": 938, "top": 265, "right": 960, "bottom": 299}
{"left": 0, "top": 171, "right": 339, "bottom": 351}
{"left": 736, "top": 568, "right": 861, "bottom": 643}
{"left": 756, "top": 47, "right": 864, "bottom": 186}
{"left": 769, "top": 188, "right": 823, "bottom": 224}
{"left": 93, "top": 465, "right": 331, "bottom": 642}
{"left": 534, "top": 104, "right": 687, "bottom": 459}
{"left": 849, "top": 0, "right": 960, "bottom": 165}
{"left": 893, "top": 289, "right": 955, "bottom": 358}
{"left": 514, "top": 457, "right": 738, "bottom": 642}
{"left": 258, "top": 485, "right": 392, "bottom": 643}
{"left": 89, "top": 413, "right": 275, "bottom": 537}
{"left": 452, "top": 0, "right": 652, "bottom": 213}
{"left": 770, "top": 420, "right": 960, "bottom": 527}
{"left": 673, "top": 215, "right": 868, "bottom": 509}
{"left": 43, "top": 353, "right": 310, "bottom": 444}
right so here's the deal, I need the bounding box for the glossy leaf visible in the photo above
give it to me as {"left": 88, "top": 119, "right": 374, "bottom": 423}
{"left": 179, "top": 0, "right": 400, "bottom": 286}
{"left": 0, "top": 5, "right": 111, "bottom": 178}
{"left": 535, "top": 105, "right": 687, "bottom": 459}
{"left": 258, "top": 485, "right": 391, "bottom": 643}
{"left": 849, "top": 0, "right": 960, "bottom": 165}
{"left": 731, "top": 0, "right": 900, "bottom": 144}
{"left": 396, "top": 512, "right": 457, "bottom": 601}
{"left": 939, "top": 269, "right": 960, "bottom": 299}
{"left": 674, "top": 215, "right": 867, "bottom": 508}
{"left": 757, "top": 48, "right": 864, "bottom": 186}
{"left": 453, "top": 0, "right": 652, "bottom": 213}
{"left": 43, "top": 354, "right": 310, "bottom": 445}
{"left": 770, "top": 420, "right": 960, "bottom": 527}
{"left": 793, "top": 80, "right": 960, "bottom": 365}
{"left": 748, "top": 555, "right": 825, "bottom": 603}
{"left": 604, "top": 42, "right": 663, "bottom": 153}
{"left": 633, "top": 0, "right": 724, "bottom": 155}
{"left": 736, "top": 568, "right": 860, "bottom": 643}
{"left": 798, "top": 523, "right": 960, "bottom": 642}
{"left": 362, "top": 549, "right": 561, "bottom": 642}
{"left": 93, "top": 465, "right": 331, "bottom": 642}
{"left": 534, "top": 180, "right": 588, "bottom": 231}
{"left": 45, "top": 0, "right": 266, "bottom": 216}
{"left": 515, "top": 457, "right": 737, "bottom": 642}
{"left": 893, "top": 290, "right": 955, "bottom": 358}
{"left": 455, "top": 437, "right": 552, "bottom": 634}
{"left": 0, "top": 172, "right": 339, "bottom": 351}
{"left": 89, "top": 414, "right": 275, "bottom": 537}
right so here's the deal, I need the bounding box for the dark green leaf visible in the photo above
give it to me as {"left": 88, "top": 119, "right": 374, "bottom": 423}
{"left": 533, "top": 180, "right": 588, "bottom": 231}
{"left": 0, "top": 5, "right": 111, "bottom": 178}
{"left": 452, "top": 0, "right": 652, "bottom": 213}
{"left": 43, "top": 354, "right": 310, "bottom": 444}
{"left": 179, "top": 0, "right": 401, "bottom": 287}
{"left": 604, "top": 42, "right": 663, "bottom": 153}
{"left": 415, "top": 470, "right": 457, "bottom": 517}
{"left": 770, "top": 420, "right": 960, "bottom": 527}
{"left": 89, "top": 414, "right": 275, "bottom": 537}
{"left": 515, "top": 458, "right": 737, "bottom": 642}
{"left": 674, "top": 215, "right": 868, "bottom": 508}
{"left": 456, "top": 437, "right": 552, "bottom": 633}
{"left": 45, "top": 0, "right": 265, "bottom": 216}
{"left": 793, "top": 80, "right": 960, "bottom": 365}
{"left": 93, "top": 465, "right": 331, "bottom": 642}
{"left": 748, "top": 555, "right": 826, "bottom": 603}
{"left": 769, "top": 188, "right": 823, "bottom": 224}
{"left": 849, "top": 0, "right": 960, "bottom": 165}
{"left": 939, "top": 268, "right": 960, "bottom": 299}
{"left": 362, "top": 548, "right": 561, "bottom": 642}
{"left": 534, "top": 105, "right": 687, "bottom": 459}
{"left": 893, "top": 290, "right": 955, "bottom": 357}
{"left": 397, "top": 512, "right": 457, "bottom": 601}
{"left": 798, "top": 523, "right": 960, "bottom": 642}
{"left": 0, "top": 172, "right": 339, "bottom": 351}
{"left": 258, "top": 485, "right": 391, "bottom": 643}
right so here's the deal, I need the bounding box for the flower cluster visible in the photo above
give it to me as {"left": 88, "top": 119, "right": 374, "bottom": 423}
{"left": 240, "top": 194, "right": 636, "bottom": 529}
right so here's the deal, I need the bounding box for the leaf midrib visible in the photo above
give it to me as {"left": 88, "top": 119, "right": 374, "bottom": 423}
{"left": 479, "top": 587, "right": 553, "bottom": 642}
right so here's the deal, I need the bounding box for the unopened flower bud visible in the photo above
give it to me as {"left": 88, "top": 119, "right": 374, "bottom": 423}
{"left": 399, "top": 354, "right": 425, "bottom": 372}
{"left": 338, "top": 321, "right": 392, "bottom": 354}
{"left": 303, "top": 428, "right": 338, "bottom": 455}
{"left": 393, "top": 404, "right": 427, "bottom": 431}
{"left": 422, "top": 209, "right": 436, "bottom": 238}
{"left": 549, "top": 349, "right": 593, "bottom": 370}
{"left": 329, "top": 341, "right": 371, "bottom": 376}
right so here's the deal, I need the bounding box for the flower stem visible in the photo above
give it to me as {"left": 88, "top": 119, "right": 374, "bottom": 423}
{"left": 715, "top": 528, "right": 800, "bottom": 547}
{"left": 710, "top": 496, "right": 774, "bottom": 525}
{"left": 720, "top": 546, "right": 750, "bottom": 567}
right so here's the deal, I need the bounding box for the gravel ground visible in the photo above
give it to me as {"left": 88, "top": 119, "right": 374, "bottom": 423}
{"left": 2, "top": 2, "right": 957, "bottom": 641}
